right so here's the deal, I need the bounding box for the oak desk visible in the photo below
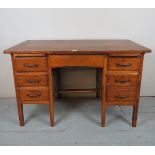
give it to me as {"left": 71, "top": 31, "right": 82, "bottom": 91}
{"left": 4, "top": 40, "right": 151, "bottom": 127}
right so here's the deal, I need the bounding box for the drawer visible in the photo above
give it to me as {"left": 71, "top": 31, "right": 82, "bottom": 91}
{"left": 14, "top": 57, "right": 48, "bottom": 72}
{"left": 19, "top": 87, "right": 49, "bottom": 101}
{"left": 48, "top": 55, "right": 106, "bottom": 68}
{"left": 107, "top": 89, "right": 137, "bottom": 103}
{"left": 108, "top": 57, "right": 140, "bottom": 71}
{"left": 107, "top": 74, "right": 138, "bottom": 88}
{"left": 17, "top": 73, "right": 48, "bottom": 87}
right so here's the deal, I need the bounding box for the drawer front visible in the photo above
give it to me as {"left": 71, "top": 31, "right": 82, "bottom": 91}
{"left": 108, "top": 57, "right": 140, "bottom": 71}
{"left": 107, "top": 89, "right": 137, "bottom": 102}
{"left": 107, "top": 74, "right": 138, "bottom": 88}
{"left": 15, "top": 57, "right": 48, "bottom": 72}
{"left": 17, "top": 73, "right": 48, "bottom": 87}
{"left": 19, "top": 88, "right": 49, "bottom": 101}
{"left": 48, "top": 55, "right": 106, "bottom": 68}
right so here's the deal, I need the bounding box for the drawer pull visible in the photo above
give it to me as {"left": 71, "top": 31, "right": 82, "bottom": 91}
{"left": 26, "top": 79, "right": 40, "bottom": 83}
{"left": 24, "top": 64, "right": 39, "bottom": 68}
{"left": 27, "top": 93, "right": 41, "bottom": 98}
{"left": 116, "top": 63, "right": 132, "bottom": 67}
{"left": 114, "top": 95, "right": 128, "bottom": 98}
{"left": 115, "top": 79, "right": 130, "bottom": 84}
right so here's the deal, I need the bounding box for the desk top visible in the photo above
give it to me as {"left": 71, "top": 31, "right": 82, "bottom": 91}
{"left": 4, "top": 40, "right": 151, "bottom": 54}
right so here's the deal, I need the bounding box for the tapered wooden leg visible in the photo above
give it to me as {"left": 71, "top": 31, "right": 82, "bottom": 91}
{"left": 11, "top": 55, "right": 24, "bottom": 126}
{"left": 101, "top": 67, "right": 107, "bottom": 127}
{"left": 49, "top": 68, "right": 54, "bottom": 127}
{"left": 132, "top": 105, "right": 138, "bottom": 127}
{"left": 101, "top": 57, "right": 107, "bottom": 127}
{"left": 57, "top": 69, "right": 61, "bottom": 98}
{"left": 132, "top": 54, "right": 144, "bottom": 127}
{"left": 17, "top": 101, "right": 24, "bottom": 126}
{"left": 96, "top": 68, "right": 99, "bottom": 98}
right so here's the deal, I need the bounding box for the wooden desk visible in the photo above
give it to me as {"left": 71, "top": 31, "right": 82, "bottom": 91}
{"left": 4, "top": 40, "right": 151, "bottom": 127}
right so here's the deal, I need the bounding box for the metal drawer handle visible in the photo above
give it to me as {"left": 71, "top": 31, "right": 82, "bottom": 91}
{"left": 116, "top": 63, "right": 132, "bottom": 67}
{"left": 26, "top": 79, "right": 40, "bottom": 83}
{"left": 24, "top": 64, "right": 39, "bottom": 68}
{"left": 114, "top": 95, "right": 128, "bottom": 98}
{"left": 27, "top": 93, "right": 41, "bottom": 98}
{"left": 115, "top": 79, "right": 130, "bottom": 84}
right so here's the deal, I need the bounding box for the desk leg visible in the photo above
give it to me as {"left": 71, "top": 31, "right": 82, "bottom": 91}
{"left": 49, "top": 68, "right": 54, "bottom": 127}
{"left": 132, "top": 55, "right": 144, "bottom": 127}
{"left": 101, "top": 62, "right": 107, "bottom": 127}
{"left": 101, "top": 68, "right": 106, "bottom": 127}
{"left": 96, "top": 68, "right": 99, "bottom": 98}
{"left": 11, "top": 55, "right": 24, "bottom": 126}
{"left": 132, "top": 105, "right": 138, "bottom": 127}
{"left": 17, "top": 101, "right": 24, "bottom": 126}
{"left": 57, "top": 69, "right": 61, "bottom": 98}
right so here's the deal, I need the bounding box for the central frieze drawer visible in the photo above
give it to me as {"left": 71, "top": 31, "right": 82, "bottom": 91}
{"left": 48, "top": 55, "right": 106, "bottom": 68}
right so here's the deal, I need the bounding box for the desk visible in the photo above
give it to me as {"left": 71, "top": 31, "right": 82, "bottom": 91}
{"left": 4, "top": 40, "right": 151, "bottom": 127}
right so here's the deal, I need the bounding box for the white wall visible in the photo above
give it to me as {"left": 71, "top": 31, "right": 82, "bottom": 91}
{"left": 0, "top": 8, "right": 155, "bottom": 97}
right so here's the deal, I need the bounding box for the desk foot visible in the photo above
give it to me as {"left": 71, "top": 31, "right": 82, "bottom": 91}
{"left": 132, "top": 105, "right": 138, "bottom": 127}
{"left": 17, "top": 103, "right": 24, "bottom": 127}
{"left": 132, "top": 124, "right": 137, "bottom": 127}
{"left": 19, "top": 122, "right": 24, "bottom": 126}
{"left": 101, "top": 123, "right": 105, "bottom": 127}
{"left": 50, "top": 123, "right": 54, "bottom": 127}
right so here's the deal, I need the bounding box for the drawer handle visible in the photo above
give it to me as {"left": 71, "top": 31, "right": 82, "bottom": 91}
{"left": 26, "top": 79, "right": 40, "bottom": 83}
{"left": 116, "top": 63, "right": 132, "bottom": 67}
{"left": 115, "top": 79, "right": 130, "bottom": 84}
{"left": 114, "top": 95, "right": 128, "bottom": 98}
{"left": 27, "top": 93, "right": 41, "bottom": 98}
{"left": 24, "top": 64, "right": 39, "bottom": 68}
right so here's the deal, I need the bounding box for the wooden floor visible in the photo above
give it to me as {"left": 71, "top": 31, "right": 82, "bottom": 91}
{"left": 0, "top": 97, "right": 155, "bottom": 146}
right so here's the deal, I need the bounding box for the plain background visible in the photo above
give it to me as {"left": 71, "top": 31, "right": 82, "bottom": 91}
{"left": 0, "top": 8, "right": 154, "bottom": 97}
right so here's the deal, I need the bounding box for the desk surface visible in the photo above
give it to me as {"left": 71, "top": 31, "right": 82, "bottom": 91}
{"left": 4, "top": 40, "right": 151, "bottom": 54}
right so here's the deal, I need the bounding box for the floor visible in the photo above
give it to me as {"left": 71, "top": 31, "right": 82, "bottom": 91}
{"left": 0, "top": 97, "right": 155, "bottom": 146}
